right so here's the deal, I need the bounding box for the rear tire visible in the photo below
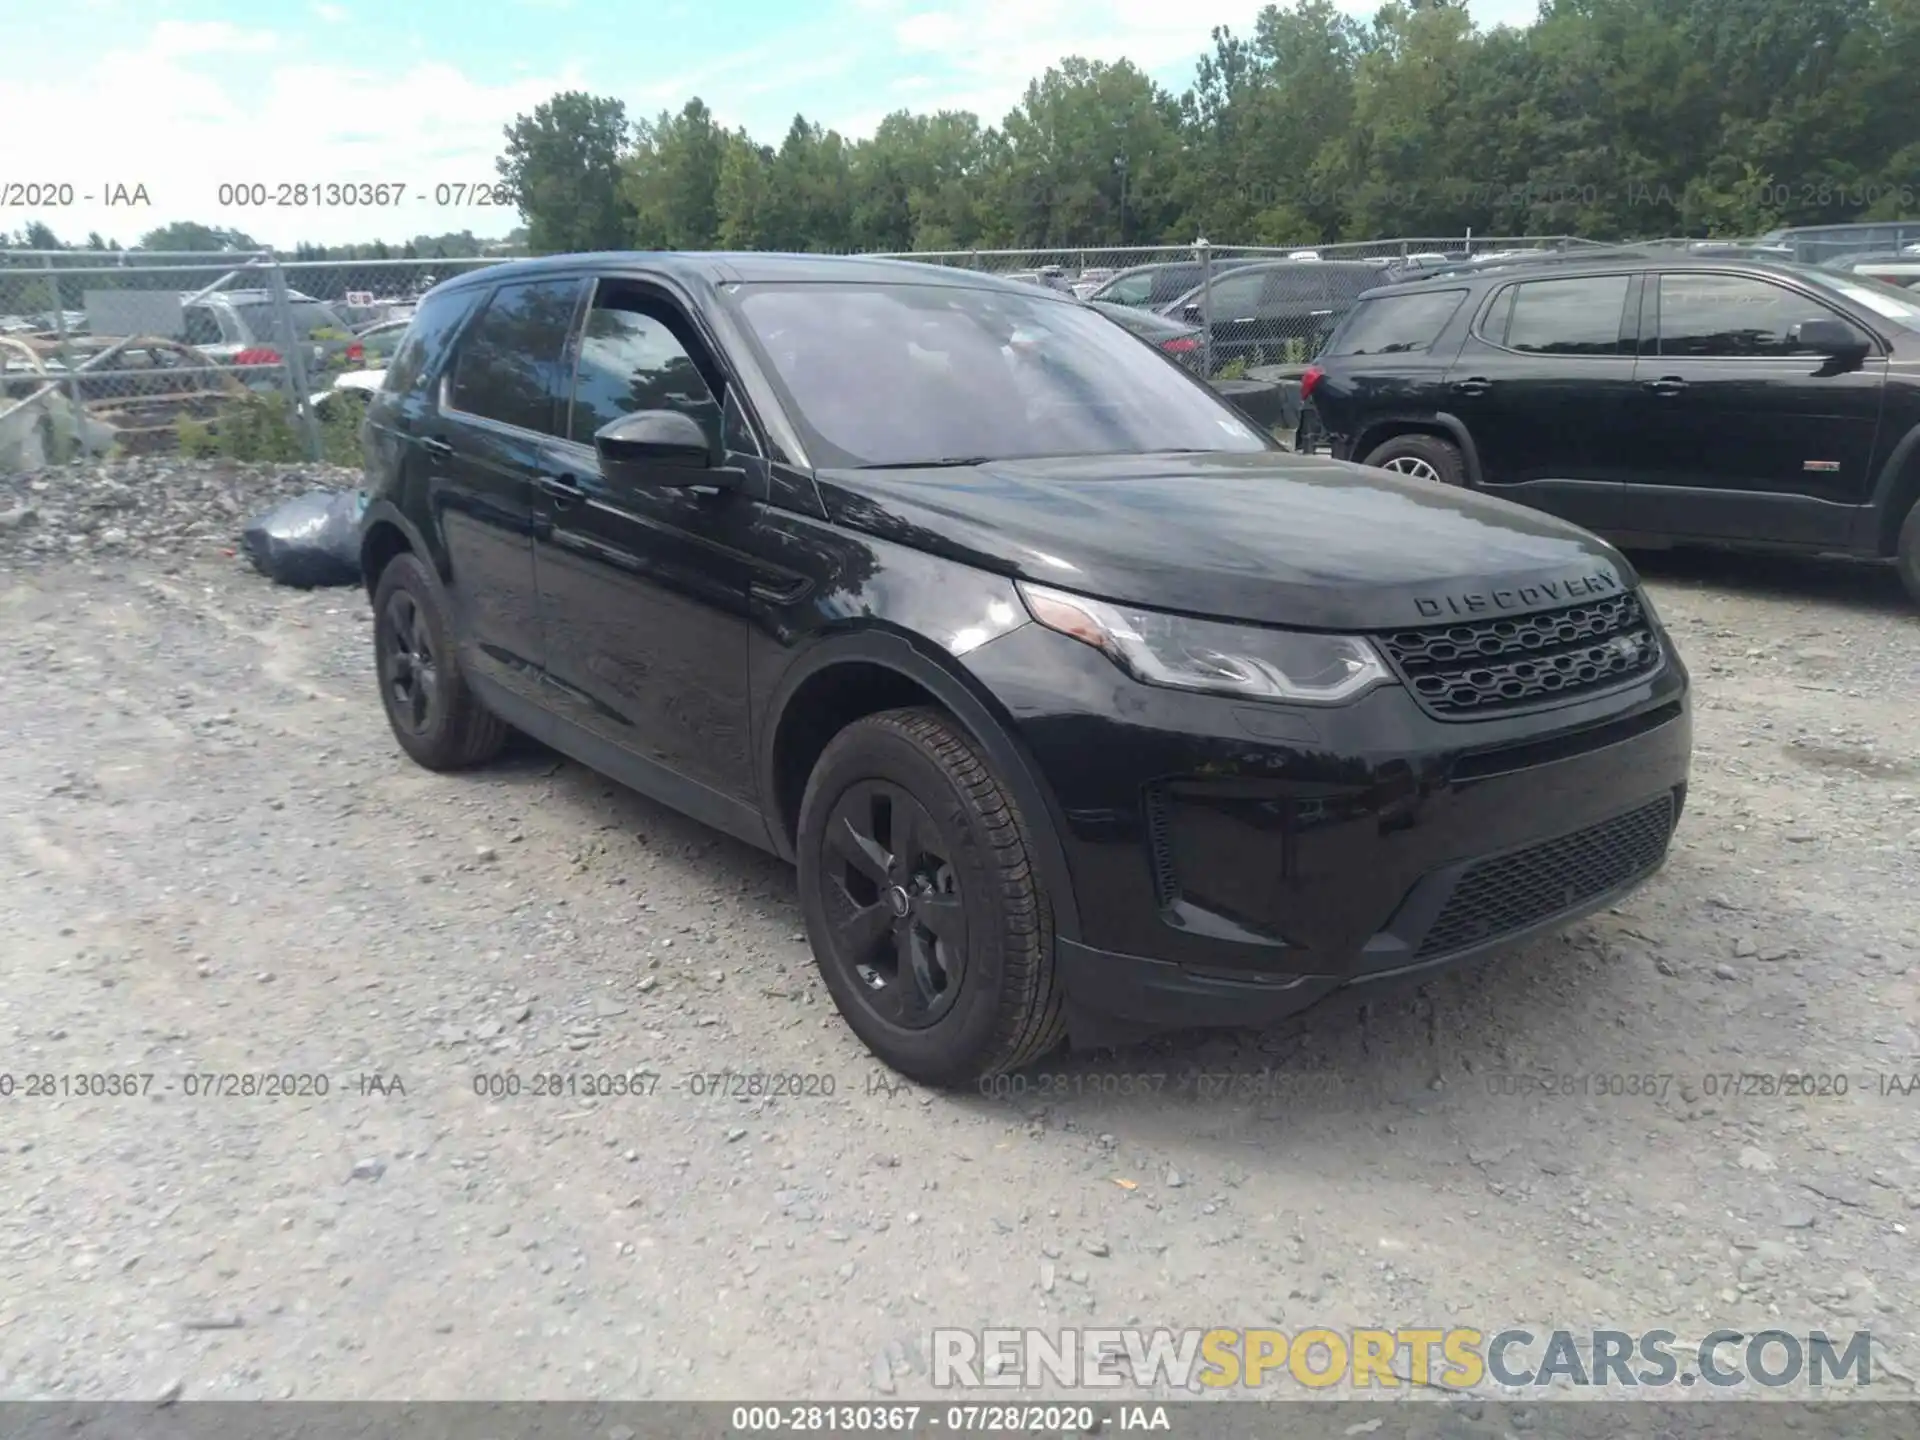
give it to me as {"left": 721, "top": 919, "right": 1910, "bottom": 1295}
{"left": 371, "top": 551, "right": 509, "bottom": 771}
{"left": 797, "top": 707, "right": 1066, "bottom": 1087}
{"left": 1361, "top": 432, "right": 1466, "bottom": 486}
{"left": 1898, "top": 498, "right": 1920, "bottom": 609}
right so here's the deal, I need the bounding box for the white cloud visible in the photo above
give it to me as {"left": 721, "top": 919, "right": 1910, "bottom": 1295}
{"left": 1, "top": 23, "right": 584, "bottom": 247}
{"left": 312, "top": 3, "right": 349, "bottom": 22}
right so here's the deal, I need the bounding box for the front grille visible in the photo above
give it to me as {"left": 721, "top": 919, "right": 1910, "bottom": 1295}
{"left": 1377, "top": 592, "right": 1660, "bottom": 718}
{"left": 1415, "top": 793, "right": 1675, "bottom": 960}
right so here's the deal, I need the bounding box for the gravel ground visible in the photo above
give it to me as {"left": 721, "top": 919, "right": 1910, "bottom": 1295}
{"left": 1, "top": 460, "right": 1918, "bottom": 1406}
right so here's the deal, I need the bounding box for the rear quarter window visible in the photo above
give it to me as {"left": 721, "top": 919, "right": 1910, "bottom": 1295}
{"left": 383, "top": 286, "right": 484, "bottom": 396}
{"left": 1325, "top": 289, "right": 1468, "bottom": 356}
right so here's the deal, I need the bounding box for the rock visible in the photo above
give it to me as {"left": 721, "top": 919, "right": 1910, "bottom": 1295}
{"left": 1779, "top": 1207, "right": 1817, "bottom": 1230}
{"left": 871, "top": 1352, "right": 896, "bottom": 1394}
{"left": 181, "top": 1315, "right": 244, "bottom": 1331}
{"left": 475, "top": 845, "right": 498, "bottom": 863}
{"left": 1041, "top": 1262, "right": 1056, "bottom": 1292}
{"left": 157, "top": 1378, "right": 185, "bottom": 1406}
{"left": 349, "top": 1157, "right": 387, "bottom": 1181}
{"left": 1733, "top": 938, "right": 1758, "bottom": 957}
{"left": 1082, "top": 1238, "right": 1111, "bottom": 1257}
{"left": 1166, "top": 1169, "right": 1185, "bottom": 1188}
{"left": 1737, "top": 1146, "right": 1777, "bottom": 1173}
{"left": 1712, "top": 962, "right": 1741, "bottom": 981}
{"left": 726, "top": 1127, "right": 747, "bottom": 1142}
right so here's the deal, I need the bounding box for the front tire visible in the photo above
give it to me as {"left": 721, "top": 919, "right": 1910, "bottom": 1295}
{"left": 1362, "top": 432, "right": 1466, "bottom": 486}
{"left": 1897, "top": 498, "right": 1920, "bottom": 609}
{"left": 371, "top": 551, "right": 509, "bottom": 771}
{"left": 796, "top": 708, "right": 1066, "bottom": 1087}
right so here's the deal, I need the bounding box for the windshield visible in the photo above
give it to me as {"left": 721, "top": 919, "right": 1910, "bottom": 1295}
{"left": 731, "top": 281, "right": 1271, "bottom": 468}
{"left": 1793, "top": 266, "right": 1920, "bottom": 332}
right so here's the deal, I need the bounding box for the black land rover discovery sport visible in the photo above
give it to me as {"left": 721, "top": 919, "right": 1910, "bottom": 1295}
{"left": 358, "top": 251, "right": 1693, "bottom": 1086}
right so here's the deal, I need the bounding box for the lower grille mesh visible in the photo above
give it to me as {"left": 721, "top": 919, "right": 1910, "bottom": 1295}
{"left": 1416, "top": 794, "right": 1676, "bottom": 960}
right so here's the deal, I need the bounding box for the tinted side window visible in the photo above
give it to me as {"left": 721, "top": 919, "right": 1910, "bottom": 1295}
{"left": 568, "top": 301, "right": 720, "bottom": 448}
{"left": 384, "top": 287, "right": 481, "bottom": 396}
{"left": 1200, "top": 269, "right": 1265, "bottom": 315}
{"left": 447, "top": 278, "right": 581, "bottom": 433}
{"left": 1477, "top": 286, "right": 1515, "bottom": 343}
{"left": 1259, "top": 267, "right": 1319, "bottom": 306}
{"left": 1327, "top": 289, "right": 1468, "bottom": 356}
{"left": 1657, "top": 274, "right": 1865, "bottom": 358}
{"left": 1502, "top": 275, "right": 1631, "bottom": 355}
{"left": 1102, "top": 273, "right": 1153, "bottom": 306}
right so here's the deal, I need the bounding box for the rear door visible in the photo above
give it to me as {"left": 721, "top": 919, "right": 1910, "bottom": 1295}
{"left": 430, "top": 274, "right": 586, "bottom": 705}
{"left": 1439, "top": 271, "right": 1640, "bottom": 531}
{"left": 1625, "top": 271, "right": 1887, "bottom": 544}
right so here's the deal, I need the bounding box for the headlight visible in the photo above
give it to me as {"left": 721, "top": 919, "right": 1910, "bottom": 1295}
{"left": 1017, "top": 581, "right": 1394, "bottom": 706}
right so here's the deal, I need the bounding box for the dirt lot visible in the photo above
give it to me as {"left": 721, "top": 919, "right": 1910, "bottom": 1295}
{"left": 1, "top": 463, "right": 1918, "bottom": 1404}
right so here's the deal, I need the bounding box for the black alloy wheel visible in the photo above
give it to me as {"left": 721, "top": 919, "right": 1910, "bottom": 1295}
{"left": 818, "top": 778, "right": 969, "bottom": 1028}
{"left": 378, "top": 587, "right": 438, "bottom": 737}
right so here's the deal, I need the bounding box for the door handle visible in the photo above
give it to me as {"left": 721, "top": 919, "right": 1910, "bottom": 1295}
{"left": 536, "top": 472, "right": 583, "bottom": 506}
{"left": 1644, "top": 377, "right": 1688, "bottom": 395}
{"left": 1451, "top": 377, "right": 1491, "bottom": 396}
{"left": 418, "top": 435, "right": 453, "bottom": 459}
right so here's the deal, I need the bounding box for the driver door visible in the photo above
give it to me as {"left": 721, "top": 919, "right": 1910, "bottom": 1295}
{"left": 531, "top": 279, "right": 763, "bottom": 806}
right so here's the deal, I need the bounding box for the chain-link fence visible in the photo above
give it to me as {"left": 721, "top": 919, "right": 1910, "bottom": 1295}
{"left": 0, "top": 251, "right": 508, "bottom": 473}
{"left": 1, "top": 235, "right": 1594, "bottom": 472}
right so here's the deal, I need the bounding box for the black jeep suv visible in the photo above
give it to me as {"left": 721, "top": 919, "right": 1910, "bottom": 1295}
{"left": 358, "top": 252, "right": 1692, "bottom": 1086}
{"left": 1302, "top": 252, "right": 1920, "bottom": 603}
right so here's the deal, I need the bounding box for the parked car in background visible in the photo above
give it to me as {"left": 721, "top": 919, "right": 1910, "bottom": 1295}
{"left": 1084, "top": 258, "right": 1258, "bottom": 310}
{"left": 349, "top": 317, "right": 414, "bottom": 367}
{"left": 1086, "top": 298, "right": 1204, "bottom": 368}
{"left": 356, "top": 250, "right": 1691, "bottom": 1084}
{"left": 1160, "top": 258, "right": 1393, "bottom": 366}
{"left": 179, "top": 289, "right": 359, "bottom": 386}
{"left": 1821, "top": 252, "right": 1920, "bottom": 290}
{"left": 1302, "top": 253, "right": 1920, "bottom": 603}
{"left": 1756, "top": 221, "right": 1920, "bottom": 265}
{"left": 1070, "top": 267, "right": 1117, "bottom": 299}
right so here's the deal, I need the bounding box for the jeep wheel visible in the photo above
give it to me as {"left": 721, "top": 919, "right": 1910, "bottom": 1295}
{"left": 371, "top": 551, "right": 510, "bottom": 771}
{"left": 1898, "top": 498, "right": 1920, "bottom": 609}
{"left": 796, "top": 708, "right": 1066, "bottom": 1087}
{"left": 1362, "top": 433, "right": 1466, "bottom": 486}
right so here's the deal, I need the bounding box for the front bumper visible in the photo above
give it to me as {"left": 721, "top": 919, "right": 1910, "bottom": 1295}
{"left": 966, "top": 621, "right": 1692, "bottom": 1038}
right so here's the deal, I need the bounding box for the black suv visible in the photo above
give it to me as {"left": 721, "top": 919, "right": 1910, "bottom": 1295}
{"left": 1303, "top": 254, "right": 1920, "bottom": 603}
{"left": 1163, "top": 259, "right": 1395, "bottom": 367}
{"left": 358, "top": 252, "right": 1692, "bottom": 1086}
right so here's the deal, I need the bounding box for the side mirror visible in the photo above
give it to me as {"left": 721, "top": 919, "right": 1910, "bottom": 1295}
{"left": 1791, "top": 317, "right": 1870, "bottom": 361}
{"left": 594, "top": 410, "right": 729, "bottom": 487}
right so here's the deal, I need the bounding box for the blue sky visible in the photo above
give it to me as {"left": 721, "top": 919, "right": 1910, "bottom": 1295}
{"left": 3, "top": 0, "right": 1542, "bottom": 247}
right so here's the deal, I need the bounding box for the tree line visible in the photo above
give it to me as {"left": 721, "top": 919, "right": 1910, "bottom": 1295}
{"left": 499, "top": 0, "right": 1920, "bottom": 255}
{"left": 1, "top": 221, "right": 522, "bottom": 261}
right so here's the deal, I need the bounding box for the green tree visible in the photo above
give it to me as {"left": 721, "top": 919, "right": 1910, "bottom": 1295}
{"left": 625, "top": 98, "right": 727, "bottom": 248}
{"left": 497, "top": 91, "right": 634, "bottom": 254}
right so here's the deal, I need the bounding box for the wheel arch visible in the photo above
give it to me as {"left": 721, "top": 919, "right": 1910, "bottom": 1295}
{"left": 1868, "top": 421, "right": 1920, "bottom": 557}
{"left": 1351, "top": 412, "right": 1485, "bottom": 487}
{"left": 759, "top": 629, "right": 1083, "bottom": 944}
{"left": 358, "top": 498, "right": 442, "bottom": 604}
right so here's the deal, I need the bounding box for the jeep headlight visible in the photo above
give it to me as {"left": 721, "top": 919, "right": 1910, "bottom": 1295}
{"left": 1018, "top": 581, "right": 1394, "bottom": 706}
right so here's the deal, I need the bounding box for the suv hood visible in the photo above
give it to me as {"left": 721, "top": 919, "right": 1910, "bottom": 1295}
{"left": 815, "top": 451, "right": 1639, "bottom": 632}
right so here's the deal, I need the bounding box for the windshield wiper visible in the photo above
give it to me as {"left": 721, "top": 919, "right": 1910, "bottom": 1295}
{"left": 852, "top": 456, "right": 995, "bottom": 469}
